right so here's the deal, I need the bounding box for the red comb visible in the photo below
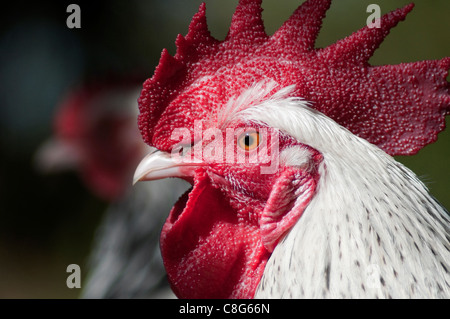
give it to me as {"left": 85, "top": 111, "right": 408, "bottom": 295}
{"left": 138, "top": 0, "right": 450, "bottom": 156}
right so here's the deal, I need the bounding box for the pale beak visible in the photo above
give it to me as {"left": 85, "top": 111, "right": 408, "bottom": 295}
{"left": 133, "top": 149, "right": 202, "bottom": 184}
{"left": 34, "top": 137, "right": 81, "bottom": 173}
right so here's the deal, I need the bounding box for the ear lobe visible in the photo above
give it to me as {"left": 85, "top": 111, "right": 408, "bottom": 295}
{"left": 260, "top": 168, "right": 317, "bottom": 252}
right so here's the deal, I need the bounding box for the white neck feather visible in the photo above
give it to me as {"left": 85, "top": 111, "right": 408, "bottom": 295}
{"left": 237, "top": 95, "right": 450, "bottom": 298}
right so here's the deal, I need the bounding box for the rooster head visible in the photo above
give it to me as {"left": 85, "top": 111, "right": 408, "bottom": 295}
{"left": 134, "top": 0, "right": 450, "bottom": 298}
{"left": 38, "top": 77, "right": 145, "bottom": 201}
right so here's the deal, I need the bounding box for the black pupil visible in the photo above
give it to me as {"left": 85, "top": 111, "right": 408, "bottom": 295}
{"left": 244, "top": 134, "right": 252, "bottom": 146}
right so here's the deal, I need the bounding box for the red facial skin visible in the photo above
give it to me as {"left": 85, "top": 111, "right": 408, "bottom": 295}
{"left": 160, "top": 125, "right": 322, "bottom": 298}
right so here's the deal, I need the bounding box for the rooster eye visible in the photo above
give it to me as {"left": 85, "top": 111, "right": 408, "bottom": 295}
{"left": 237, "top": 130, "right": 260, "bottom": 152}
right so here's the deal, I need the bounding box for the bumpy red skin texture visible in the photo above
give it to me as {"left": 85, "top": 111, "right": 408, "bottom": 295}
{"left": 138, "top": 0, "right": 450, "bottom": 156}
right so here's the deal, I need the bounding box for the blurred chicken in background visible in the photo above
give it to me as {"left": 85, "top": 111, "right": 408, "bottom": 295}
{"left": 35, "top": 77, "right": 188, "bottom": 298}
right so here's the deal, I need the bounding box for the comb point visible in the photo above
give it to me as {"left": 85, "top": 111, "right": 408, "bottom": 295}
{"left": 268, "top": 0, "right": 332, "bottom": 55}
{"left": 227, "top": 0, "right": 267, "bottom": 42}
{"left": 319, "top": 3, "right": 414, "bottom": 66}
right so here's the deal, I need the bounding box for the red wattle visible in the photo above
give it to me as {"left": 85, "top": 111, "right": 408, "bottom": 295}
{"left": 160, "top": 171, "right": 270, "bottom": 299}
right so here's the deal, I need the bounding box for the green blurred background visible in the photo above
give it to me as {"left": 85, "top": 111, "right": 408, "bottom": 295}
{"left": 0, "top": 0, "right": 448, "bottom": 298}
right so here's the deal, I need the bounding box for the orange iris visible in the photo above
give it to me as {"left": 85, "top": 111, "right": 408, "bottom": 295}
{"left": 237, "top": 130, "right": 260, "bottom": 151}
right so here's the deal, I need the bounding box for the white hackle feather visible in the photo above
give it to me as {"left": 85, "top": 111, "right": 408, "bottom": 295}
{"left": 233, "top": 83, "right": 450, "bottom": 298}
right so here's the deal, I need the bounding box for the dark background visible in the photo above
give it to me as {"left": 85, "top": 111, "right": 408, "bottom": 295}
{"left": 0, "top": 0, "right": 448, "bottom": 298}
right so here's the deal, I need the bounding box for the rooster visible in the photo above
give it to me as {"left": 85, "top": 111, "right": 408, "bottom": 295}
{"left": 134, "top": 0, "right": 450, "bottom": 298}
{"left": 36, "top": 78, "right": 187, "bottom": 298}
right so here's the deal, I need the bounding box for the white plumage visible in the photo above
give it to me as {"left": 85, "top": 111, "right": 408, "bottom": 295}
{"left": 234, "top": 88, "right": 450, "bottom": 298}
